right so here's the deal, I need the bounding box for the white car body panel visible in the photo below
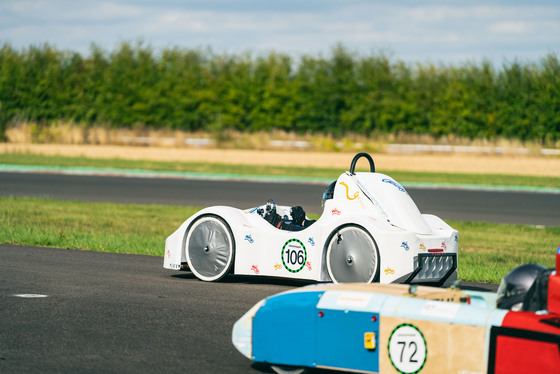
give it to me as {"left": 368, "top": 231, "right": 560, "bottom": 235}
{"left": 164, "top": 163, "right": 459, "bottom": 284}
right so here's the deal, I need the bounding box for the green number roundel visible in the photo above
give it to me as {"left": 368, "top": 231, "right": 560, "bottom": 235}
{"left": 281, "top": 239, "right": 307, "bottom": 273}
{"left": 388, "top": 323, "right": 427, "bottom": 374}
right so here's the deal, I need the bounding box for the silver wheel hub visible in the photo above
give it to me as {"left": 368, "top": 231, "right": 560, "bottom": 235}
{"left": 326, "top": 226, "right": 378, "bottom": 283}
{"left": 186, "top": 216, "right": 234, "bottom": 282}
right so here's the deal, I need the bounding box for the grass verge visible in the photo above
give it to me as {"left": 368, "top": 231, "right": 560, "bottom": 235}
{"left": 1, "top": 196, "right": 558, "bottom": 284}
{"left": 0, "top": 196, "right": 198, "bottom": 257}
{"left": 1, "top": 152, "right": 560, "bottom": 188}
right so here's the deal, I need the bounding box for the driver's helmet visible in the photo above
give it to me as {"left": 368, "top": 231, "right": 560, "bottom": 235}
{"left": 496, "top": 263, "right": 547, "bottom": 310}
{"left": 322, "top": 181, "right": 336, "bottom": 207}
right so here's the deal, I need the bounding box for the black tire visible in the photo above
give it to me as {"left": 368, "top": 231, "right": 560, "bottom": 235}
{"left": 270, "top": 364, "right": 308, "bottom": 374}
{"left": 184, "top": 214, "right": 235, "bottom": 282}
{"left": 325, "top": 224, "right": 379, "bottom": 283}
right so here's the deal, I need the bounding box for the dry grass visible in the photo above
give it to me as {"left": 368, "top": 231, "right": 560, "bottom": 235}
{"left": 3, "top": 122, "right": 560, "bottom": 177}
{"left": 3, "top": 143, "right": 560, "bottom": 177}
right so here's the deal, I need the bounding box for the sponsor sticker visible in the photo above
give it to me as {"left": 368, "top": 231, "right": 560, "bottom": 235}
{"left": 385, "top": 267, "right": 396, "bottom": 275}
{"left": 382, "top": 178, "right": 407, "bottom": 193}
{"left": 421, "top": 301, "right": 460, "bottom": 319}
{"left": 335, "top": 292, "right": 372, "bottom": 308}
{"left": 339, "top": 181, "right": 359, "bottom": 200}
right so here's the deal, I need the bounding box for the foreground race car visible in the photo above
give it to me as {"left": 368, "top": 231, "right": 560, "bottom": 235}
{"left": 232, "top": 248, "right": 560, "bottom": 374}
{"left": 164, "top": 153, "right": 458, "bottom": 285}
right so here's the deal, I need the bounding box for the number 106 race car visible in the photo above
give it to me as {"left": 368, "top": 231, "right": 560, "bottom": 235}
{"left": 164, "top": 153, "right": 458, "bottom": 285}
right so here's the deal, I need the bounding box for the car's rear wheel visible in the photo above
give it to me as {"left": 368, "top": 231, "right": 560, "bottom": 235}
{"left": 184, "top": 214, "right": 235, "bottom": 282}
{"left": 270, "top": 364, "right": 308, "bottom": 374}
{"left": 325, "top": 225, "right": 379, "bottom": 284}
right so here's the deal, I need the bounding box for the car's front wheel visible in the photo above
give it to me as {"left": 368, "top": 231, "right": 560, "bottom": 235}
{"left": 325, "top": 225, "right": 379, "bottom": 284}
{"left": 184, "top": 214, "right": 235, "bottom": 282}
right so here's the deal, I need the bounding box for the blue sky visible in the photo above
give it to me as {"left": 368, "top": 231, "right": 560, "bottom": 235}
{"left": 1, "top": 0, "right": 559, "bottom": 65}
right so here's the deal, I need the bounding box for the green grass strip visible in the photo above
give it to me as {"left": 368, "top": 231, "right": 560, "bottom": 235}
{"left": 1, "top": 196, "right": 558, "bottom": 284}
{"left": 453, "top": 221, "right": 559, "bottom": 283}
{"left": 0, "top": 196, "right": 198, "bottom": 257}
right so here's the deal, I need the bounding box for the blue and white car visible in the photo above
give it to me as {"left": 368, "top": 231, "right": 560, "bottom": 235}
{"left": 233, "top": 252, "right": 560, "bottom": 374}
{"left": 164, "top": 153, "right": 458, "bottom": 285}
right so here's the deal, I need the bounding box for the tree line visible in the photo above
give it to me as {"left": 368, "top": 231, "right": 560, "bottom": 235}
{"left": 0, "top": 42, "right": 558, "bottom": 144}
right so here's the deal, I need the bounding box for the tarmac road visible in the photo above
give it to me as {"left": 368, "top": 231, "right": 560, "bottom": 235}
{"left": 1, "top": 171, "right": 559, "bottom": 226}
{"left": 0, "top": 244, "right": 496, "bottom": 374}
{"left": 0, "top": 244, "right": 304, "bottom": 374}
{"left": 0, "top": 170, "right": 521, "bottom": 373}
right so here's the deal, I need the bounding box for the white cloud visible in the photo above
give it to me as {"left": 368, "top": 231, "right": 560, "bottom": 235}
{"left": 0, "top": 1, "right": 558, "bottom": 64}
{"left": 406, "top": 6, "right": 470, "bottom": 23}
{"left": 489, "top": 21, "right": 532, "bottom": 35}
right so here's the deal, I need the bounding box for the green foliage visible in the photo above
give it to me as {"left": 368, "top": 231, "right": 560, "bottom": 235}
{"left": 1, "top": 42, "right": 559, "bottom": 144}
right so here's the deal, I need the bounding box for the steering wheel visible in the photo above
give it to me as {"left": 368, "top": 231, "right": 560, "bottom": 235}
{"left": 349, "top": 153, "right": 375, "bottom": 175}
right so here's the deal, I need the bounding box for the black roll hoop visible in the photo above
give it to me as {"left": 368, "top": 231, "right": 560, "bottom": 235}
{"left": 349, "top": 153, "right": 375, "bottom": 175}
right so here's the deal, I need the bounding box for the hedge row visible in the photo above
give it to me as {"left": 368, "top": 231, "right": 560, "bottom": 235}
{"left": 1, "top": 42, "right": 559, "bottom": 143}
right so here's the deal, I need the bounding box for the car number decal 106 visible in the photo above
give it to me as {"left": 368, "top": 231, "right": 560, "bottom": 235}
{"left": 388, "top": 323, "right": 427, "bottom": 374}
{"left": 281, "top": 239, "right": 307, "bottom": 273}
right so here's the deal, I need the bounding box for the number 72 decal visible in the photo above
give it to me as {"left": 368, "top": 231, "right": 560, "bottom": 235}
{"left": 388, "top": 323, "right": 427, "bottom": 374}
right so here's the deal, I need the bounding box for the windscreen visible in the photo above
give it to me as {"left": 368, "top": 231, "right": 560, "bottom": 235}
{"left": 353, "top": 172, "right": 433, "bottom": 234}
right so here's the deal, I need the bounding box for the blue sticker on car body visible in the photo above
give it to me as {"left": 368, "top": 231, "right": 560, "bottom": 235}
{"left": 382, "top": 178, "right": 407, "bottom": 193}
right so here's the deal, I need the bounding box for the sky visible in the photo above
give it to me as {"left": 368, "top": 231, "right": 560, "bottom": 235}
{"left": 1, "top": 0, "right": 559, "bottom": 66}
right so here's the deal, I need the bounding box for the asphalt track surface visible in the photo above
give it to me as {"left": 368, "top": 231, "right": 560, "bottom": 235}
{"left": 0, "top": 244, "right": 301, "bottom": 374}
{"left": 0, "top": 171, "right": 554, "bottom": 373}
{"left": 0, "top": 244, "right": 495, "bottom": 374}
{"left": 1, "top": 171, "right": 559, "bottom": 226}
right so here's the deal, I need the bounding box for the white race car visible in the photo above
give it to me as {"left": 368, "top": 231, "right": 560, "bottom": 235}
{"left": 164, "top": 153, "right": 458, "bottom": 285}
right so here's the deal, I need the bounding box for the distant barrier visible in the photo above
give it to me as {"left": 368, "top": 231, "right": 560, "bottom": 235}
{"left": 116, "top": 135, "right": 560, "bottom": 155}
